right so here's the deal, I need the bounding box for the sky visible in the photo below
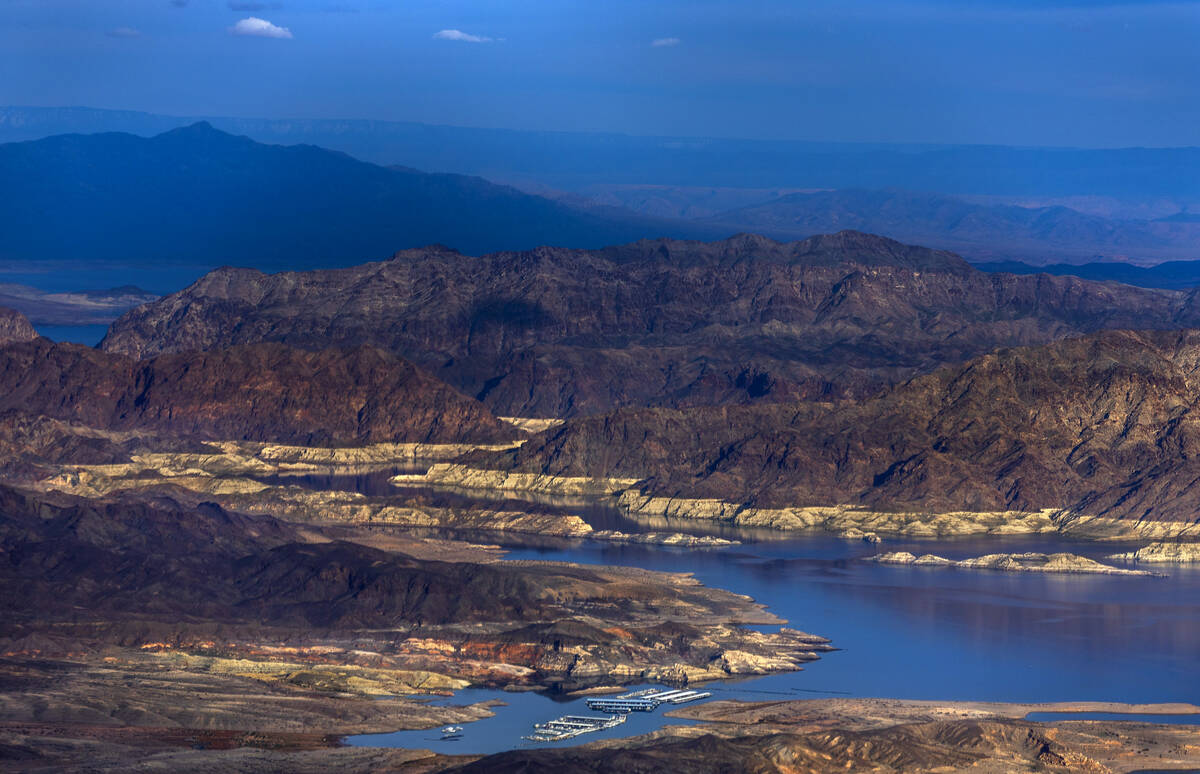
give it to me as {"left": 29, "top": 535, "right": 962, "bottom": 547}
{"left": 3, "top": 0, "right": 1199, "bottom": 147}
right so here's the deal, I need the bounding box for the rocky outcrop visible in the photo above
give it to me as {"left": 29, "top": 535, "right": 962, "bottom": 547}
{"left": 589, "top": 531, "right": 738, "bottom": 547}
{"left": 464, "top": 329, "right": 1200, "bottom": 532}
{"left": 0, "top": 305, "right": 36, "bottom": 345}
{"left": 100, "top": 231, "right": 1200, "bottom": 416}
{"left": 399, "top": 463, "right": 640, "bottom": 496}
{"left": 870, "top": 551, "right": 1158, "bottom": 576}
{"left": 0, "top": 338, "right": 518, "bottom": 445}
{"left": 1108, "top": 542, "right": 1200, "bottom": 563}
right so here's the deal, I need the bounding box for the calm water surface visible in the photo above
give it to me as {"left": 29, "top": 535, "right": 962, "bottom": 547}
{"left": 268, "top": 470, "right": 1200, "bottom": 754}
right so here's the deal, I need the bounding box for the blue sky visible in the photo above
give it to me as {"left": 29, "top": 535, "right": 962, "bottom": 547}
{"left": 3, "top": 0, "right": 1199, "bottom": 147}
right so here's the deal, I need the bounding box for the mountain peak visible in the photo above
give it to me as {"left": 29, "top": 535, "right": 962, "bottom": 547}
{"left": 165, "top": 120, "right": 222, "bottom": 136}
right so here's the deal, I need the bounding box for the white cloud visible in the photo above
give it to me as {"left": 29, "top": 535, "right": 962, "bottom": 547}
{"left": 230, "top": 17, "right": 293, "bottom": 39}
{"left": 433, "top": 29, "right": 492, "bottom": 43}
{"left": 651, "top": 37, "right": 681, "bottom": 47}
{"left": 107, "top": 26, "right": 142, "bottom": 38}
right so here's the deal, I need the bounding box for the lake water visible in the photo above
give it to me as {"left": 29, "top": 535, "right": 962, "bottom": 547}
{"left": 32, "top": 324, "right": 110, "bottom": 346}
{"left": 265, "top": 470, "right": 1200, "bottom": 754}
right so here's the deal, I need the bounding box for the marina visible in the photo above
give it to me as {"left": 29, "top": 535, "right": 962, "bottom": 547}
{"left": 523, "top": 714, "right": 627, "bottom": 742}
{"left": 522, "top": 688, "right": 712, "bottom": 744}
{"left": 586, "top": 688, "right": 713, "bottom": 714}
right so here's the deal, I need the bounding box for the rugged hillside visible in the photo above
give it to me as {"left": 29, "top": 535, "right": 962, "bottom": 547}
{"left": 0, "top": 339, "right": 516, "bottom": 445}
{"left": 479, "top": 329, "right": 1200, "bottom": 523}
{"left": 0, "top": 305, "right": 36, "bottom": 345}
{"left": 103, "top": 231, "right": 1200, "bottom": 417}
{"left": 704, "top": 188, "right": 1200, "bottom": 265}
{"left": 0, "top": 123, "right": 719, "bottom": 271}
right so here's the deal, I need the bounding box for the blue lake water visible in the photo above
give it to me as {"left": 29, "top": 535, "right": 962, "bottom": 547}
{"left": 1025, "top": 712, "right": 1200, "bottom": 725}
{"left": 33, "top": 324, "right": 110, "bottom": 346}
{"left": 267, "top": 472, "right": 1200, "bottom": 754}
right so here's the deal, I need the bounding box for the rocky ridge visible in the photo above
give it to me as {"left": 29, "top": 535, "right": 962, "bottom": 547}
{"left": 100, "top": 231, "right": 1200, "bottom": 417}
{"left": 0, "top": 338, "right": 518, "bottom": 445}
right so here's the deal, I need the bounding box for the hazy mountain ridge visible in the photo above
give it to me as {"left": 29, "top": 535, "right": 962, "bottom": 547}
{"left": 0, "top": 122, "right": 723, "bottom": 272}
{"left": 973, "top": 258, "right": 1200, "bottom": 291}
{"left": 5, "top": 106, "right": 1200, "bottom": 199}
{"left": 702, "top": 188, "right": 1200, "bottom": 265}
{"left": 102, "top": 231, "right": 1200, "bottom": 418}
{"left": 0, "top": 284, "right": 158, "bottom": 326}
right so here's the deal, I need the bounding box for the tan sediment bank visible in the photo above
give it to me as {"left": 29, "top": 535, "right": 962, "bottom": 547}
{"left": 401, "top": 463, "right": 640, "bottom": 496}
{"left": 398, "top": 464, "right": 1200, "bottom": 541}
{"left": 1109, "top": 541, "right": 1200, "bottom": 563}
{"left": 44, "top": 440, "right": 525, "bottom": 490}
{"left": 497, "top": 416, "right": 565, "bottom": 434}
{"left": 39, "top": 457, "right": 735, "bottom": 544}
{"left": 869, "top": 551, "right": 1160, "bottom": 576}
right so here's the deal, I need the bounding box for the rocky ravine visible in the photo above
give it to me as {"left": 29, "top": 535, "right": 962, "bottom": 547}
{"left": 99, "top": 231, "right": 1200, "bottom": 417}
{"left": 430, "top": 329, "right": 1200, "bottom": 538}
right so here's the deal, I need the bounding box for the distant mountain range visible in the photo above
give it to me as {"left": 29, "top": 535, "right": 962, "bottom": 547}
{"left": 701, "top": 189, "right": 1200, "bottom": 265}
{"left": 4, "top": 106, "right": 1200, "bottom": 200}
{"left": 0, "top": 284, "right": 157, "bottom": 326}
{"left": 5, "top": 113, "right": 1200, "bottom": 299}
{"left": 0, "top": 122, "right": 720, "bottom": 271}
{"left": 972, "top": 258, "right": 1200, "bottom": 291}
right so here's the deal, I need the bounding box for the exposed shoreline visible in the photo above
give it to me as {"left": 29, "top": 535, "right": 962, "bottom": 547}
{"left": 402, "top": 462, "right": 1200, "bottom": 542}
{"left": 868, "top": 550, "right": 1161, "bottom": 576}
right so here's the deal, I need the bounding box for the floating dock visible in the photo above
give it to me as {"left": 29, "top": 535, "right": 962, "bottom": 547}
{"left": 585, "top": 687, "right": 712, "bottom": 713}
{"left": 522, "top": 714, "right": 626, "bottom": 742}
